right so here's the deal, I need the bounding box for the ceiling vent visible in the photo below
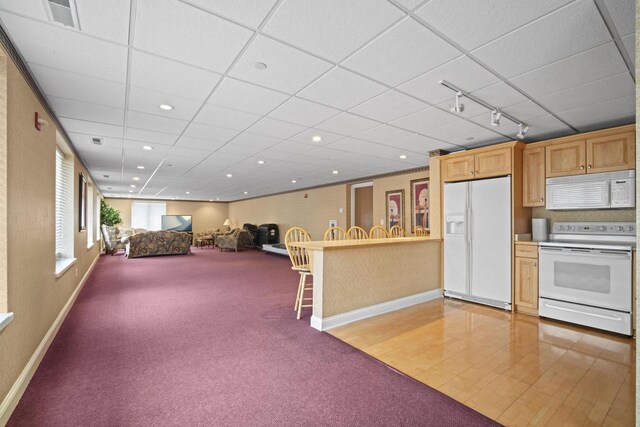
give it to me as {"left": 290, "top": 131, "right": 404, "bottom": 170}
{"left": 91, "top": 137, "right": 103, "bottom": 145}
{"left": 44, "top": 0, "right": 80, "bottom": 29}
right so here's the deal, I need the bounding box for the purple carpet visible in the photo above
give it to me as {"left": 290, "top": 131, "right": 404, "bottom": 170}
{"left": 9, "top": 249, "right": 498, "bottom": 426}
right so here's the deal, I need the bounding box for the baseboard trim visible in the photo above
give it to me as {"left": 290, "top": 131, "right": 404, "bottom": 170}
{"left": 311, "top": 288, "right": 442, "bottom": 332}
{"left": 0, "top": 254, "right": 100, "bottom": 426}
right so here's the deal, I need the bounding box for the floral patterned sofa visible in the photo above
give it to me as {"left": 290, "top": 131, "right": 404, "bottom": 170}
{"left": 101, "top": 224, "right": 126, "bottom": 255}
{"left": 126, "top": 231, "right": 192, "bottom": 258}
{"left": 216, "top": 228, "right": 252, "bottom": 252}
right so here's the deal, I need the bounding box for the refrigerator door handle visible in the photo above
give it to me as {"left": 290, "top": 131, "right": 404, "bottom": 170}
{"left": 467, "top": 183, "right": 472, "bottom": 295}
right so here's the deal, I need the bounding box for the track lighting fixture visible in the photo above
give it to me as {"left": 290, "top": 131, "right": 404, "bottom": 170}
{"left": 491, "top": 109, "right": 502, "bottom": 127}
{"left": 450, "top": 91, "right": 464, "bottom": 113}
{"left": 516, "top": 123, "right": 529, "bottom": 140}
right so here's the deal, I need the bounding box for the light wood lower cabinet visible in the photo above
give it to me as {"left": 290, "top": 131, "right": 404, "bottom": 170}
{"left": 515, "top": 243, "right": 538, "bottom": 316}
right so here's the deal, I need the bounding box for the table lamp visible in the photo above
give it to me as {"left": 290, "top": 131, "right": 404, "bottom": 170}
{"left": 223, "top": 219, "right": 231, "bottom": 231}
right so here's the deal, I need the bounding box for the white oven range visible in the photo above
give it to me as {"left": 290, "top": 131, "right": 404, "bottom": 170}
{"left": 538, "top": 222, "right": 635, "bottom": 336}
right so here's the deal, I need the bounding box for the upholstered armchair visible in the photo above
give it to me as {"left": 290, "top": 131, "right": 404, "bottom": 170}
{"left": 101, "top": 224, "right": 126, "bottom": 255}
{"left": 216, "top": 228, "right": 251, "bottom": 252}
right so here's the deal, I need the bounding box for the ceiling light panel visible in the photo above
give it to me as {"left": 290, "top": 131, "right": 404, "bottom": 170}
{"left": 229, "top": 35, "right": 333, "bottom": 94}
{"left": 343, "top": 18, "right": 461, "bottom": 86}
{"left": 134, "top": 0, "right": 253, "bottom": 73}
{"left": 472, "top": 1, "right": 611, "bottom": 78}
{"left": 262, "top": 0, "right": 404, "bottom": 62}
{"left": 298, "top": 68, "right": 387, "bottom": 111}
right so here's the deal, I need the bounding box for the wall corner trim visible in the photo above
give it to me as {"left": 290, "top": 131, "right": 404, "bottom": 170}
{"left": 0, "top": 254, "right": 100, "bottom": 425}
{"left": 311, "top": 288, "right": 442, "bottom": 331}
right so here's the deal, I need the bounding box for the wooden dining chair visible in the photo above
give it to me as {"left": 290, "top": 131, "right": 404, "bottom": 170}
{"left": 414, "top": 226, "right": 428, "bottom": 236}
{"left": 284, "top": 227, "right": 313, "bottom": 320}
{"left": 346, "top": 226, "right": 368, "bottom": 240}
{"left": 324, "top": 226, "right": 348, "bottom": 241}
{"left": 389, "top": 225, "right": 405, "bottom": 237}
{"left": 369, "top": 225, "right": 389, "bottom": 239}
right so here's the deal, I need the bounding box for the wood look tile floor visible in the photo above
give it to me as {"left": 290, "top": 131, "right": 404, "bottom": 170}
{"left": 329, "top": 299, "right": 635, "bottom": 426}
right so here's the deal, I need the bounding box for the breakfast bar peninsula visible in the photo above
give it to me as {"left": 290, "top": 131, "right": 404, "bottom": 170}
{"left": 289, "top": 237, "right": 441, "bottom": 331}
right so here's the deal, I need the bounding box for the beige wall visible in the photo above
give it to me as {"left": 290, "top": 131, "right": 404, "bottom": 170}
{"left": 0, "top": 49, "right": 100, "bottom": 408}
{"left": 372, "top": 170, "right": 430, "bottom": 233}
{"left": 103, "top": 198, "right": 229, "bottom": 235}
{"left": 228, "top": 185, "right": 348, "bottom": 242}
{"left": 635, "top": 2, "right": 639, "bottom": 420}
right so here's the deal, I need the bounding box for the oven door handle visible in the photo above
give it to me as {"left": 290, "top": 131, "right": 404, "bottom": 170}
{"left": 539, "top": 247, "right": 631, "bottom": 259}
{"left": 542, "top": 302, "right": 625, "bottom": 322}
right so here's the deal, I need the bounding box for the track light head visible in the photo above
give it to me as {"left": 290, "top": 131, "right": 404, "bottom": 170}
{"left": 491, "top": 109, "right": 502, "bottom": 127}
{"left": 516, "top": 123, "right": 530, "bottom": 139}
{"left": 450, "top": 91, "right": 464, "bottom": 113}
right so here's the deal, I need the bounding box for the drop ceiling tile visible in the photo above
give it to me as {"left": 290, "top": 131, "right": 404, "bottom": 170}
{"left": 208, "top": 77, "right": 289, "bottom": 115}
{"left": 602, "top": 0, "right": 634, "bottom": 36}
{"left": 193, "top": 104, "right": 261, "bottom": 131}
{"left": 28, "top": 64, "right": 126, "bottom": 108}
{"left": 350, "top": 90, "right": 429, "bottom": 122}
{"left": 299, "top": 147, "right": 347, "bottom": 161}
{"left": 519, "top": 115, "right": 573, "bottom": 140}
{"left": 230, "top": 132, "right": 282, "bottom": 149}
{"left": 538, "top": 73, "right": 634, "bottom": 113}
{"left": 269, "top": 97, "right": 340, "bottom": 127}
{"left": 391, "top": 134, "right": 457, "bottom": 153}
{"left": 424, "top": 119, "right": 502, "bottom": 145}
{"left": 297, "top": 68, "right": 387, "bottom": 110}
{"left": 245, "top": 117, "right": 307, "bottom": 139}
{"left": 262, "top": 0, "right": 403, "bottom": 62}
{"left": 175, "top": 136, "right": 226, "bottom": 152}
{"left": 0, "top": 13, "right": 128, "bottom": 82}
{"left": 48, "top": 96, "right": 125, "bottom": 126}
{"left": 316, "top": 112, "right": 379, "bottom": 136}
{"left": 126, "top": 111, "right": 189, "bottom": 135}
{"left": 470, "top": 82, "right": 528, "bottom": 108}
{"left": 353, "top": 124, "right": 412, "bottom": 144}
{"left": 398, "top": 56, "right": 501, "bottom": 105}
{"left": 125, "top": 128, "right": 178, "bottom": 146}
{"left": 622, "top": 34, "right": 634, "bottom": 64}
{"left": 556, "top": 94, "right": 635, "bottom": 130}
{"left": 416, "top": 0, "right": 573, "bottom": 50}
{"left": 230, "top": 35, "right": 333, "bottom": 94}
{"left": 130, "top": 51, "right": 222, "bottom": 102}
{"left": 509, "top": 43, "right": 628, "bottom": 99}
{"left": 472, "top": 1, "right": 611, "bottom": 78}
{"left": 134, "top": 0, "right": 252, "bottom": 72}
{"left": 59, "top": 118, "right": 123, "bottom": 138}
{"left": 128, "top": 86, "right": 202, "bottom": 121}
{"left": 343, "top": 18, "right": 461, "bottom": 86}
{"left": 126, "top": 140, "right": 173, "bottom": 155}
{"left": 390, "top": 107, "right": 460, "bottom": 134}
{"left": 183, "top": 122, "right": 241, "bottom": 143}
{"left": 289, "top": 128, "right": 345, "bottom": 145}
{"left": 182, "top": 0, "right": 277, "bottom": 28}
{"left": 501, "top": 101, "right": 550, "bottom": 121}
{"left": 74, "top": 0, "right": 131, "bottom": 44}
{"left": 68, "top": 133, "right": 123, "bottom": 151}
{"left": 0, "top": 0, "right": 48, "bottom": 19}
{"left": 217, "top": 143, "right": 263, "bottom": 157}
{"left": 327, "top": 137, "right": 382, "bottom": 154}
{"left": 396, "top": 0, "right": 427, "bottom": 10}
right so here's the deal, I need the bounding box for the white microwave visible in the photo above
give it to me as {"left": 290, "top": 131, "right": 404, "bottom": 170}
{"left": 546, "top": 170, "right": 635, "bottom": 210}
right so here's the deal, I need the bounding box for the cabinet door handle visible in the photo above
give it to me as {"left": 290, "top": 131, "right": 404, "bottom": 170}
{"left": 539, "top": 198, "right": 543, "bottom": 202}
{"left": 588, "top": 164, "right": 592, "bottom": 169}
{"left": 533, "top": 262, "right": 537, "bottom": 267}
{"left": 580, "top": 165, "right": 585, "bottom": 170}
{"left": 475, "top": 170, "right": 479, "bottom": 174}
{"left": 470, "top": 171, "right": 474, "bottom": 175}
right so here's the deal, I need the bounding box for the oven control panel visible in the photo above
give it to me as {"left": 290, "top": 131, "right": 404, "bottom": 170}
{"left": 552, "top": 222, "right": 636, "bottom": 235}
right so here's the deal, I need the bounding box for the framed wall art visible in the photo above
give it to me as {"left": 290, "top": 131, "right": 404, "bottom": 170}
{"left": 410, "top": 178, "right": 429, "bottom": 232}
{"left": 385, "top": 189, "right": 404, "bottom": 230}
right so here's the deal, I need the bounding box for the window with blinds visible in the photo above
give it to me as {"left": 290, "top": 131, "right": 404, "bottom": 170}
{"left": 55, "top": 147, "right": 74, "bottom": 260}
{"left": 131, "top": 202, "right": 166, "bottom": 231}
{"left": 86, "top": 186, "right": 94, "bottom": 248}
{"left": 96, "top": 196, "right": 101, "bottom": 241}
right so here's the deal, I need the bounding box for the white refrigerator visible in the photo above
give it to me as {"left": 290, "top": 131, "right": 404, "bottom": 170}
{"left": 444, "top": 176, "right": 512, "bottom": 310}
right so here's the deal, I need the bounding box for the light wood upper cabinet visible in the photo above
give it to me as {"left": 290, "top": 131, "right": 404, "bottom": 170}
{"left": 545, "top": 140, "right": 586, "bottom": 177}
{"left": 522, "top": 147, "right": 545, "bottom": 207}
{"left": 586, "top": 132, "right": 635, "bottom": 173}
{"left": 442, "top": 154, "right": 475, "bottom": 182}
{"left": 515, "top": 256, "right": 538, "bottom": 310}
{"left": 474, "top": 148, "right": 512, "bottom": 179}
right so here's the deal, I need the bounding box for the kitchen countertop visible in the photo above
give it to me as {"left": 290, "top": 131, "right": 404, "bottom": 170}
{"left": 515, "top": 241, "right": 539, "bottom": 246}
{"left": 288, "top": 236, "right": 440, "bottom": 251}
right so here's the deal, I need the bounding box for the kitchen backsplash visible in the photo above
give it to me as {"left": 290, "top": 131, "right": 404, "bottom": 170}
{"left": 531, "top": 207, "right": 635, "bottom": 225}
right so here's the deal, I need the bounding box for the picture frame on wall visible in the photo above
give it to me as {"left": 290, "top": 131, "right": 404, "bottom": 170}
{"left": 410, "top": 178, "right": 429, "bottom": 233}
{"left": 79, "top": 173, "right": 87, "bottom": 232}
{"left": 385, "top": 189, "right": 404, "bottom": 230}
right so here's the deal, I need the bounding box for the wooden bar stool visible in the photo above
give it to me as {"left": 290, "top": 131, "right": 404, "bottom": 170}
{"left": 285, "top": 227, "right": 313, "bottom": 320}
{"left": 324, "top": 226, "right": 347, "bottom": 241}
{"left": 369, "top": 225, "right": 389, "bottom": 239}
{"left": 346, "top": 226, "right": 368, "bottom": 240}
{"left": 414, "top": 226, "right": 428, "bottom": 236}
{"left": 389, "top": 225, "right": 405, "bottom": 237}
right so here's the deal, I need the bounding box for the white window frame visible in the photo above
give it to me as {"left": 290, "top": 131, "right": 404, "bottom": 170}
{"left": 86, "top": 186, "right": 94, "bottom": 249}
{"left": 55, "top": 134, "right": 76, "bottom": 276}
{"left": 131, "top": 201, "right": 166, "bottom": 231}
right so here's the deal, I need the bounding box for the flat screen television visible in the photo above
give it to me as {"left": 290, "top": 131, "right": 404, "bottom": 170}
{"left": 161, "top": 215, "right": 193, "bottom": 232}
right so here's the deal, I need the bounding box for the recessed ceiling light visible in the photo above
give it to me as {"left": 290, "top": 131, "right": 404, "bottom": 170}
{"left": 133, "top": 177, "right": 140, "bottom": 181}
{"left": 142, "top": 145, "right": 153, "bottom": 150}
{"left": 291, "top": 180, "right": 297, "bottom": 183}
{"left": 399, "top": 154, "right": 408, "bottom": 159}
{"left": 130, "top": 184, "right": 136, "bottom": 188}
{"left": 159, "top": 104, "right": 174, "bottom": 111}
{"left": 254, "top": 62, "right": 267, "bottom": 70}
{"left": 185, "top": 191, "right": 190, "bottom": 194}
{"left": 312, "top": 135, "right": 322, "bottom": 143}
{"left": 257, "top": 160, "right": 265, "bottom": 164}
{"left": 128, "top": 190, "right": 133, "bottom": 193}
{"left": 137, "top": 165, "right": 145, "bottom": 169}
{"left": 209, "top": 199, "right": 213, "bottom": 202}
{"left": 226, "top": 173, "right": 233, "bottom": 178}
{"left": 332, "top": 170, "right": 339, "bottom": 174}
{"left": 243, "top": 191, "right": 248, "bottom": 194}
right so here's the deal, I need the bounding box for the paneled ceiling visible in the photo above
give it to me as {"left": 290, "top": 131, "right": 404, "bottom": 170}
{"left": 0, "top": 0, "right": 634, "bottom": 201}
